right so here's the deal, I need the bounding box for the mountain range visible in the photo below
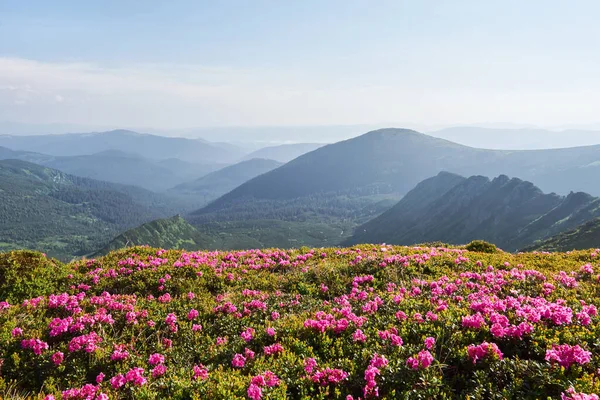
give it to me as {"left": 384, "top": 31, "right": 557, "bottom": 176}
{"left": 186, "top": 128, "right": 600, "bottom": 250}
{"left": 1, "top": 127, "right": 600, "bottom": 257}
{"left": 0, "top": 129, "right": 244, "bottom": 163}
{"left": 196, "top": 129, "right": 600, "bottom": 208}
{"left": 0, "top": 146, "right": 225, "bottom": 191}
{"left": 345, "top": 172, "right": 600, "bottom": 251}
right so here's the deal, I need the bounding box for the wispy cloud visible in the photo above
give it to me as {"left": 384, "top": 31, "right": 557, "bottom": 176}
{"left": 1, "top": 57, "right": 600, "bottom": 129}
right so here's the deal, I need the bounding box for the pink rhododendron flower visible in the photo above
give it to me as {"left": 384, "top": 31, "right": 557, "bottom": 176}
{"left": 111, "top": 345, "right": 129, "bottom": 361}
{"left": 187, "top": 309, "right": 199, "bottom": 320}
{"left": 424, "top": 337, "right": 435, "bottom": 350}
{"left": 216, "top": 336, "right": 227, "bottom": 346}
{"left": 406, "top": 350, "right": 434, "bottom": 369}
{"left": 232, "top": 353, "right": 246, "bottom": 368}
{"left": 21, "top": 338, "right": 49, "bottom": 355}
{"left": 148, "top": 353, "right": 165, "bottom": 366}
{"left": 545, "top": 344, "right": 591, "bottom": 369}
{"left": 561, "top": 387, "right": 599, "bottom": 400}
{"left": 468, "top": 342, "right": 503, "bottom": 364}
{"left": 152, "top": 364, "right": 167, "bottom": 378}
{"left": 353, "top": 329, "right": 367, "bottom": 342}
{"left": 241, "top": 327, "right": 255, "bottom": 342}
{"left": 110, "top": 374, "right": 126, "bottom": 389}
{"left": 264, "top": 343, "right": 284, "bottom": 355}
{"left": 51, "top": 351, "right": 64, "bottom": 366}
{"left": 125, "top": 367, "right": 147, "bottom": 386}
{"left": 247, "top": 383, "right": 262, "bottom": 400}
{"left": 193, "top": 364, "right": 208, "bottom": 380}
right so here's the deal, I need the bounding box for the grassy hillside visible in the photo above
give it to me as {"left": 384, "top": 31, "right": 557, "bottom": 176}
{"left": 92, "top": 215, "right": 207, "bottom": 256}
{"left": 0, "top": 160, "right": 176, "bottom": 260}
{"left": 1, "top": 244, "right": 600, "bottom": 399}
{"left": 98, "top": 215, "right": 356, "bottom": 256}
{"left": 523, "top": 217, "right": 600, "bottom": 252}
{"left": 346, "top": 172, "right": 600, "bottom": 251}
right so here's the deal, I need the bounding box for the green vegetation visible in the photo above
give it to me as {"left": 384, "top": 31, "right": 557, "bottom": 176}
{"left": 189, "top": 193, "right": 397, "bottom": 250}
{"left": 464, "top": 240, "right": 499, "bottom": 253}
{"left": 0, "top": 159, "right": 176, "bottom": 260}
{"left": 93, "top": 216, "right": 206, "bottom": 256}
{"left": 0, "top": 250, "right": 72, "bottom": 303}
{"left": 1, "top": 245, "right": 600, "bottom": 399}
{"left": 523, "top": 217, "right": 600, "bottom": 252}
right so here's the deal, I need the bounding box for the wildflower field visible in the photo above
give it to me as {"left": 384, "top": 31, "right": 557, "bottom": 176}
{"left": 1, "top": 243, "right": 600, "bottom": 399}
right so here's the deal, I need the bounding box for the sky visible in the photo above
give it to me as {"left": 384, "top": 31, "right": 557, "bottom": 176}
{"left": 1, "top": 0, "right": 600, "bottom": 131}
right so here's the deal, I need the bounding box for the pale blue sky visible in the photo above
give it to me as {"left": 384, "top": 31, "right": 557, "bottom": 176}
{"left": 1, "top": 0, "right": 600, "bottom": 129}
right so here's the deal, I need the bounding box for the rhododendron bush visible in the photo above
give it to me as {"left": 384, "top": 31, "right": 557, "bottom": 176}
{"left": 1, "top": 245, "right": 600, "bottom": 399}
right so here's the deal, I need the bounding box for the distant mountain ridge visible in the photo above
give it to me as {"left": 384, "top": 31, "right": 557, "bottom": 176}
{"left": 0, "top": 145, "right": 226, "bottom": 191}
{"left": 0, "top": 129, "right": 245, "bottom": 163}
{"left": 430, "top": 126, "right": 600, "bottom": 150}
{"left": 242, "top": 143, "right": 325, "bottom": 163}
{"left": 346, "top": 172, "right": 600, "bottom": 251}
{"left": 199, "top": 128, "right": 600, "bottom": 213}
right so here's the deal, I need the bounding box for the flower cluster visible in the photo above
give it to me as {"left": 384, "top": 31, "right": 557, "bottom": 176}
{"left": 1, "top": 245, "right": 600, "bottom": 399}
{"left": 545, "top": 344, "right": 592, "bottom": 369}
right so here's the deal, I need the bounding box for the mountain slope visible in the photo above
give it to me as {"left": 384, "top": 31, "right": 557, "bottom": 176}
{"left": 0, "top": 159, "right": 173, "bottom": 259}
{"left": 198, "top": 128, "right": 600, "bottom": 216}
{"left": 242, "top": 143, "right": 325, "bottom": 163}
{"left": 92, "top": 215, "right": 207, "bottom": 256}
{"left": 345, "top": 173, "right": 600, "bottom": 251}
{"left": 40, "top": 151, "right": 221, "bottom": 192}
{"left": 0, "top": 147, "right": 225, "bottom": 191}
{"left": 187, "top": 128, "right": 600, "bottom": 250}
{"left": 199, "top": 129, "right": 480, "bottom": 209}
{"left": 522, "top": 218, "right": 600, "bottom": 252}
{"left": 0, "top": 129, "right": 245, "bottom": 163}
{"left": 172, "top": 158, "right": 283, "bottom": 201}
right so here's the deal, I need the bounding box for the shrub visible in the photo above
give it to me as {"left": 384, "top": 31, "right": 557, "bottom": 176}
{"left": 465, "top": 240, "right": 498, "bottom": 253}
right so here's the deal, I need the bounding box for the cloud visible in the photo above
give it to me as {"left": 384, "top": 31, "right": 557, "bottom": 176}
{"left": 0, "top": 57, "right": 599, "bottom": 129}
